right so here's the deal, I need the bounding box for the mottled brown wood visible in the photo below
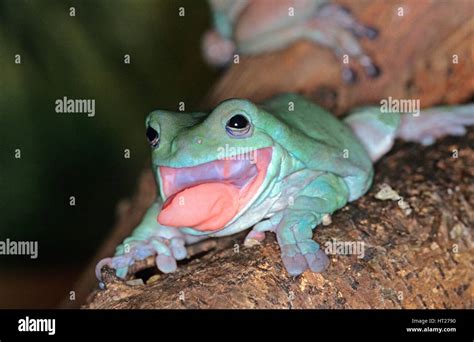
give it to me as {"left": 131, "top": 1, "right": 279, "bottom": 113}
{"left": 84, "top": 129, "right": 473, "bottom": 309}
{"left": 206, "top": 0, "right": 474, "bottom": 114}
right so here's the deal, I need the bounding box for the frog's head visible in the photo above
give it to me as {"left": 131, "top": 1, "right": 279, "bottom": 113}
{"left": 145, "top": 99, "right": 279, "bottom": 234}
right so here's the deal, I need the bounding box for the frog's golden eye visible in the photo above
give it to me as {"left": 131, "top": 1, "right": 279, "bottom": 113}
{"left": 146, "top": 125, "right": 160, "bottom": 148}
{"left": 226, "top": 114, "right": 252, "bottom": 138}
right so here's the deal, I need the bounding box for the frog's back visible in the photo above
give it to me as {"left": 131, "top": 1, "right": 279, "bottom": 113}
{"left": 260, "top": 94, "right": 373, "bottom": 201}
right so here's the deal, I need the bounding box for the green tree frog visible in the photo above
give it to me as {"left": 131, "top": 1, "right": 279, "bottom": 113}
{"left": 96, "top": 94, "right": 473, "bottom": 280}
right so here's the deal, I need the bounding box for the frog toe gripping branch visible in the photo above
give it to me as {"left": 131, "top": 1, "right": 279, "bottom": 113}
{"left": 96, "top": 94, "right": 473, "bottom": 281}
{"left": 95, "top": 212, "right": 188, "bottom": 280}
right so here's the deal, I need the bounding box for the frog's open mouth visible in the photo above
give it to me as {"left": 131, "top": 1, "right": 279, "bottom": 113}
{"left": 157, "top": 147, "right": 272, "bottom": 232}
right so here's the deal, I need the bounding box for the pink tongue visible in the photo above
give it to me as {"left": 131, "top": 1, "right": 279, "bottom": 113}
{"left": 157, "top": 183, "right": 240, "bottom": 231}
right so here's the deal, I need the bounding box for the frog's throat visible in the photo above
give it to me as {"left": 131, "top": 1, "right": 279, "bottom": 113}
{"left": 157, "top": 147, "right": 272, "bottom": 232}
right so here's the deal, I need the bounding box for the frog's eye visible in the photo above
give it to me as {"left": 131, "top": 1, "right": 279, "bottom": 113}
{"left": 225, "top": 114, "right": 252, "bottom": 138}
{"left": 146, "top": 125, "right": 160, "bottom": 148}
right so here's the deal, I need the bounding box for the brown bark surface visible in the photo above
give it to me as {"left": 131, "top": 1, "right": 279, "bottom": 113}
{"left": 84, "top": 129, "right": 473, "bottom": 309}
{"left": 71, "top": 0, "right": 474, "bottom": 309}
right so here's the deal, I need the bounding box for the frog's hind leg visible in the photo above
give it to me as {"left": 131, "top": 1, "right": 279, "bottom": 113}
{"left": 397, "top": 104, "right": 474, "bottom": 146}
{"left": 344, "top": 107, "right": 401, "bottom": 162}
{"left": 304, "top": 4, "right": 380, "bottom": 82}
{"left": 345, "top": 104, "right": 474, "bottom": 162}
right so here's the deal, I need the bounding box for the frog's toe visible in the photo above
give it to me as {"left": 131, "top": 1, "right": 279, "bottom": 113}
{"left": 156, "top": 254, "right": 177, "bottom": 273}
{"left": 364, "top": 63, "right": 381, "bottom": 78}
{"left": 280, "top": 239, "right": 329, "bottom": 276}
{"left": 282, "top": 253, "right": 308, "bottom": 276}
{"left": 297, "top": 239, "right": 329, "bottom": 273}
{"left": 359, "top": 56, "right": 381, "bottom": 78}
{"left": 111, "top": 255, "right": 134, "bottom": 279}
{"left": 342, "top": 67, "right": 358, "bottom": 84}
{"left": 170, "top": 238, "right": 187, "bottom": 260}
{"left": 280, "top": 244, "right": 310, "bottom": 276}
{"left": 132, "top": 243, "right": 155, "bottom": 260}
{"left": 95, "top": 256, "right": 132, "bottom": 281}
{"left": 149, "top": 238, "right": 178, "bottom": 273}
{"left": 110, "top": 255, "right": 132, "bottom": 268}
{"left": 244, "top": 230, "right": 266, "bottom": 247}
{"left": 363, "top": 26, "right": 378, "bottom": 40}
{"left": 95, "top": 257, "right": 112, "bottom": 280}
{"left": 306, "top": 249, "right": 330, "bottom": 272}
{"left": 115, "top": 267, "right": 129, "bottom": 279}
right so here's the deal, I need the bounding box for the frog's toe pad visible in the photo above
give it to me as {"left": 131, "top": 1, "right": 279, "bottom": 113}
{"left": 280, "top": 242, "right": 330, "bottom": 276}
{"left": 306, "top": 249, "right": 330, "bottom": 272}
{"left": 244, "top": 230, "right": 266, "bottom": 247}
{"left": 156, "top": 254, "right": 177, "bottom": 273}
{"left": 365, "top": 63, "right": 381, "bottom": 78}
{"left": 362, "top": 26, "right": 378, "bottom": 40}
{"left": 170, "top": 238, "right": 187, "bottom": 260}
{"left": 342, "top": 67, "right": 358, "bottom": 84}
{"left": 115, "top": 267, "right": 129, "bottom": 279}
{"left": 282, "top": 254, "right": 308, "bottom": 276}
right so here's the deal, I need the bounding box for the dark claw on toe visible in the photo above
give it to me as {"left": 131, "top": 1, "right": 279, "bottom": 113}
{"left": 338, "top": 5, "right": 351, "bottom": 14}
{"left": 365, "top": 63, "right": 381, "bottom": 78}
{"left": 364, "top": 26, "right": 379, "bottom": 40}
{"left": 308, "top": 249, "right": 330, "bottom": 272}
{"left": 342, "top": 67, "right": 358, "bottom": 84}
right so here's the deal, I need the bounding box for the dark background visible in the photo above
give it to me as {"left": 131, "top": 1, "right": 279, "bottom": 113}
{"left": 0, "top": 0, "right": 216, "bottom": 308}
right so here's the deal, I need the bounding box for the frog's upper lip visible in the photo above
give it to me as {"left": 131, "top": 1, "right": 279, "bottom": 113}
{"left": 159, "top": 148, "right": 268, "bottom": 199}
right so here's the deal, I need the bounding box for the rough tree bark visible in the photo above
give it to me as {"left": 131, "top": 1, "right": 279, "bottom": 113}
{"left": 67, "top": 0, "right": 474, "bottom": 309}
{"left": 83, "top": 130, "right": 473, "bottom": 309}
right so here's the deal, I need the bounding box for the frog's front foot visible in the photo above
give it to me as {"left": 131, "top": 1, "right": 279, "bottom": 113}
{"left": 280, "top": 240, "right": 329, "bottom": 276}
{"left": 275, "top": 211, "right": 331, "bottom": 276}
{"left": 95, "top": 235, "right": 187, "bottom": 281}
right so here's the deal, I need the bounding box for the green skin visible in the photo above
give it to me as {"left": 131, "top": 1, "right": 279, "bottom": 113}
{"left": 96, "top": 94, "right": 473, "bottom": 280}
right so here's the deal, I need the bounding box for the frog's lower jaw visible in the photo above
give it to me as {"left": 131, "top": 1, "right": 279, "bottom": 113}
{"left": 157, "top": 147, "right": 273, "bottom": 232}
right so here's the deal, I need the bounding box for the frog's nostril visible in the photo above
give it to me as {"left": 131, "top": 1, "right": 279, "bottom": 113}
{"left": 146, "top": 126, "right": 160, "bottom": 148}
